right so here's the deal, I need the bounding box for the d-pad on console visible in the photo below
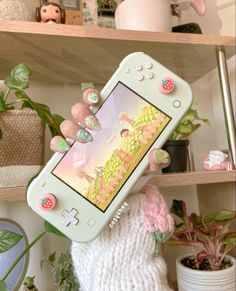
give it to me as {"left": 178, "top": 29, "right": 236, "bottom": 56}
{"left": 61, "top": 208, "right": 79, "bottom": 227}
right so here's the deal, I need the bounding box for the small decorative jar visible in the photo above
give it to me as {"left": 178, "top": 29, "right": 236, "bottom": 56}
{"left": 115, "top": 0, "right": 172, "bottom": 32}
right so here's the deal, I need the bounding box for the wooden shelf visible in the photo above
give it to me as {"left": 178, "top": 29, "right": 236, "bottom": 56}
{"left": 0, "top": 186, "right": 26, "bottom": 202}
{"left": 1, "top": 170, "right": 235, "bottom": 202}
{"left": 150, "top": 170, "right": 236, "bottom": 188}
{"left": 0, "top": 21, "right": 235, "bottom": 84}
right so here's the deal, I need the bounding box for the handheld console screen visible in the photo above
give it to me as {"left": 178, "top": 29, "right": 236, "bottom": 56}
{"left": 52, "top": 82, "right": 171, "bottom": 212}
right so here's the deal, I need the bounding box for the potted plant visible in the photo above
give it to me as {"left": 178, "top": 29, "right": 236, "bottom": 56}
{"left": 168, "top": 200, "right": 236, "bottom": 291}
{"left": 40, "top": 251, "right": 79, "bottom": 290}
{"left": 0, "top": 63, "right": 64, "bottom": 186}
{"left": 162, "top": 107, "right": 210, "bottom": 173}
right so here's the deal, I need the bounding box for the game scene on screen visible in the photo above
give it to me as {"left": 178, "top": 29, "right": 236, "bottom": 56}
{"left": 52, "top": 82, "right": 171, "bottom": 211}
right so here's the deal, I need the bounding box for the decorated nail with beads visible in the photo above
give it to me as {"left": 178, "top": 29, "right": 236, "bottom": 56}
{"left": 83, "top": 88, "right": 100, "bottom": 105}
{"left": 77, "top": 129, "right": 93, "bottom": 143}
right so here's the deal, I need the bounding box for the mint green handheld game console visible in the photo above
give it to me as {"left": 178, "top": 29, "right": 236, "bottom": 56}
{"left": 27, "top": 52, "right": 193, "bottom": 242}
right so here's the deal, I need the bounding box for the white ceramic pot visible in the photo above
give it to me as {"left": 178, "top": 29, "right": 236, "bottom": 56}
{"left": 176, "top": 254, "right": 236, "bottom": 291}
{"left": 115, "top": 0, "right": 172, "bottom": 32}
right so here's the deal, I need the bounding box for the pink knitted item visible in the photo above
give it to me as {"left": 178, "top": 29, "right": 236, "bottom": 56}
{"left": 143, "top": 185, "right": 174, "bottom": 233}
{"left": 142, "top": 184, "right": 174, "bottom": 256}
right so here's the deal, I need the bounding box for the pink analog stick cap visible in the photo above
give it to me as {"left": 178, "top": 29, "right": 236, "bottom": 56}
{"left": 159, "top": 77, "right": 175, "bottom": 94}
{"left": 39, "top": 193, "right": 56, "bottom": 211}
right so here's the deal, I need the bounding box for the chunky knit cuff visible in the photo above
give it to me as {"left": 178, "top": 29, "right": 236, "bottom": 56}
{"left": 71, "top": 191, "right": 173, "bottom": 291}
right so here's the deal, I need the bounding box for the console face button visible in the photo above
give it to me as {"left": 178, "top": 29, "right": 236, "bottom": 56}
{"left": 145, "top": 62, "right": 153, "bottom": 69}
{"left": 137, "top": 73, "right": 144, "bottom": 81}
{"left": 87, "top": 218, "right": 96, "bottom": 227}
{"left": 39, "top": 193, "right": 56, "bottom": 211}
{"left": 61, "top": 208, "right": 79, "bottom": 226}
{"left": 159, "top": 77, "right": 175, "bottom": 94}
{"left": 135, "top": 64, "right": 143, "bottom": 71}
{"left": 146, "top": 72, "right": 154, "bottom": 79}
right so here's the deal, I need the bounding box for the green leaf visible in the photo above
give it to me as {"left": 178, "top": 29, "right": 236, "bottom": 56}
{"left": 203, "top": 210, "right": 236, "bottom": 223}
{"left": 224, "top": 237, "right": 236, "bottom": 245}
{"left": 181, "top": 108, "right": 198, "bottom": 123}
{"left": 0, "top": 229, "right": 23, "bottom": 253}
{"left": 4, "top": 64, "right": 31, "bottom": 90}
{"left": 224, "top": 232, "right": 236, "bottom": 246}
{"left": 0, "top": 92, "right": 6, "bottom": 111}
{"left": 190, "top": 213, "right": 202, "bottom": 225}
{"left": 48, "top": 251, "right": 56, "bottom": 263}
{"left": 50, "top": 114, "right": 65, "bottom": 137}
{"left": 0, "top": 100, "right": 7, "bottom": 112}
{"left": 16, "top": 91, "right": 55, "bottom": 128}
{"left": 44, "top": 221, "right": 66, "bottom": 238}
{"left": 0, "top": 280, "right": 7, "bottom": 291}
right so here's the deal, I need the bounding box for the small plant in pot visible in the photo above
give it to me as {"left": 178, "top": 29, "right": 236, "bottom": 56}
{"left": 0, "top": 64, "right": 64, "bottom": 186}
{"left": 162, "top": 107, "right": 210, "bottom": 173}
{"left": 168, "top": 200, "right": 236, "bottom": 291}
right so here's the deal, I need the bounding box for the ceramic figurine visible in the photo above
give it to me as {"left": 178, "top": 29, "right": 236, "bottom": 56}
{"left": 36, "top": 2, "right": 65, "bottom": 24}
{"left": 203, "top": 150, "right": 232, "bottom": 171}
{"left": 171, "top": 0, "right": 206, "bottom": 17}
{"left": 115, "top": 0, "right": 206, "bottom": 32}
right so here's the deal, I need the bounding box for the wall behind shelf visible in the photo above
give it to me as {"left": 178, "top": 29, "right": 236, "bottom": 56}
{"left": 0, "top": 0, "right": 235, "bottom": 290}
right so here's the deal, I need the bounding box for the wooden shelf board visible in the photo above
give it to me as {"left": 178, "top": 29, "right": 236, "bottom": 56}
{"left": 0, "top": 186, "right": 26, "bottom": 202}
{"left": 0, "top": 21, "right": 235, "bottom": 84}
{"left": 151, "top": 170, "right": 236, "bottom": 188}
{"left": 1, "top": 170, "right": 235, "bottom": 202}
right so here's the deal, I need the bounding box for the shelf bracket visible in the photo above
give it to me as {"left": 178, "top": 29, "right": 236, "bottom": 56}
{"left": 216, "top": 48, "right": 236, "bottom": 168}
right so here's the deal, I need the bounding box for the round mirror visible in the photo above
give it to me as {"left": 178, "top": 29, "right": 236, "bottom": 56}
{"left": 0, "top": 218, "right": 29, "bottom": 291}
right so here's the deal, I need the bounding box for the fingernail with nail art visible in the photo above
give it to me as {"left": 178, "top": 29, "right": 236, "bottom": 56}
{"left": 56, "top": 139, "right": 70, "bottom": 152}
{"left": 88, "top": 92, "right": 99, "bottom": 104}
{"left": 77, "top": 129, "right": 93, "bottom": 142}
{"left": 84, "top": 115, "right": 101, "bottom": 131}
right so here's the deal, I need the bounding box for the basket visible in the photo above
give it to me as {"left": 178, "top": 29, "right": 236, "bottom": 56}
{"left": 0, "top": 110, "right": 45, "bottom": 186}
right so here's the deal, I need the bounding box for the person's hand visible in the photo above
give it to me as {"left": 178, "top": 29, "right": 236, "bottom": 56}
{"left": 50, "top": 88, "right": 170, "bottom": 173}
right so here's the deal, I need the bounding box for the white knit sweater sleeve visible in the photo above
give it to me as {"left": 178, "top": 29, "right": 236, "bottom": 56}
{"left": 71, "top": 192, "right": 173, "bottom": 291}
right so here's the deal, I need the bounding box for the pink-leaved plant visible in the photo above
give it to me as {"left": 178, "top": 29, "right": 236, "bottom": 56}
{"left": 168, "top": 200, "right": 236, "bottom": 271}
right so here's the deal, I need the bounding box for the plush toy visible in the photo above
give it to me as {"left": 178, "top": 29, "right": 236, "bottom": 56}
{"left": 203, "top": 150, "right": 232, "bottom": 171}
{"left": 36, "top": 2, "right": 65, "bottom": 24}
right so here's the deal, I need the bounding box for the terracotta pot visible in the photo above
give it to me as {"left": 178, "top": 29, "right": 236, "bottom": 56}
{"left": 176, "top": 254, "right": 236, "bottom": 291}
{"left": 115, "top": 0, "right": 172, "bottom": 32}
